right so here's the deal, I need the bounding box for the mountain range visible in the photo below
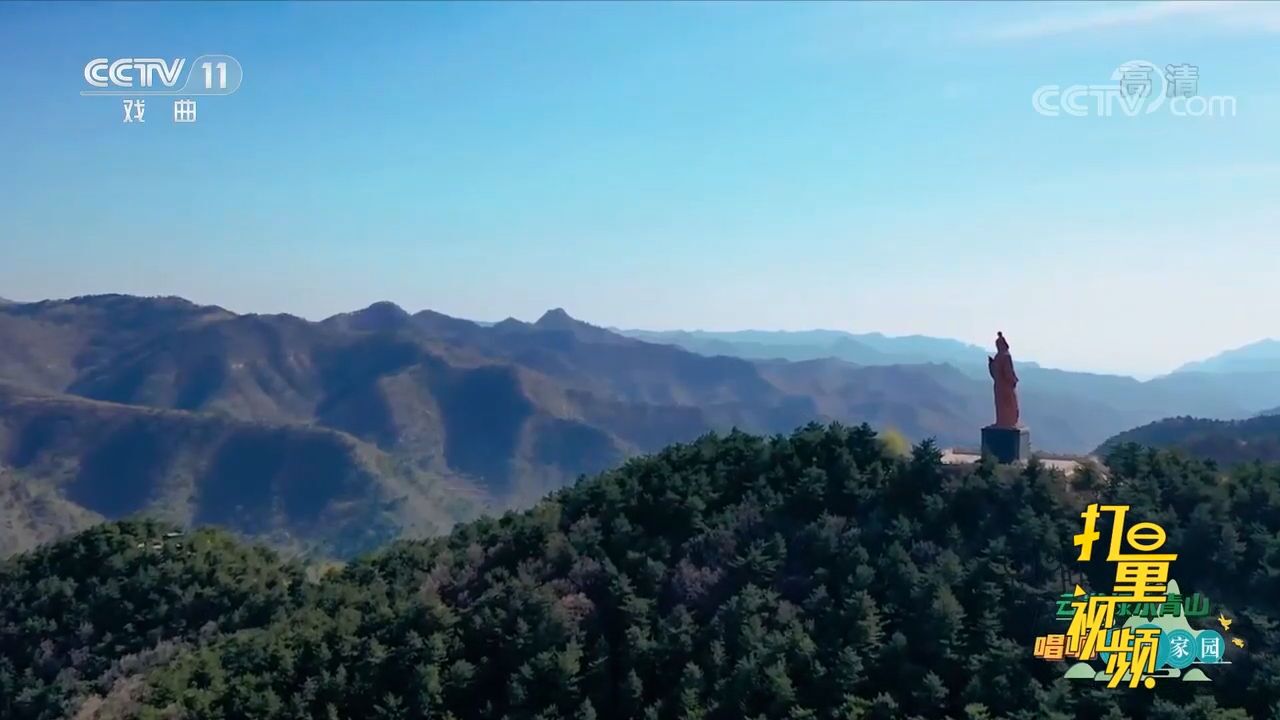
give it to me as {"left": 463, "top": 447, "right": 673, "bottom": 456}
{"left": 615, "top": 328, "right": 994, "bottom": 370}
{"left": 616, "top": 327, "right": 1280, "bottom": 436}
{"left": 2, "top": 293, "right": 1279, "bottom": 556}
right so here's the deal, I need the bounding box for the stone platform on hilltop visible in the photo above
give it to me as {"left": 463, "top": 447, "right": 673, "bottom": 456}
{"left": 941, "top": 448, "right": 1093, "bottom": 475}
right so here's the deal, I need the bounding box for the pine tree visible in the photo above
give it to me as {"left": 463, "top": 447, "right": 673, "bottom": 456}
{"left": 676, "top": 662, "right": 707, "bottom": 720}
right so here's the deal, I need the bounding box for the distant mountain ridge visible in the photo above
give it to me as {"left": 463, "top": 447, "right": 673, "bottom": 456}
{"left": 1097, "top": 413, "right": 1280, "bottom": 466}
{"left": 616, "top": 327, "right": 993, "bottom": 370}
{"left": 615, "top": 323, "right": 1280, "bottom": 443}
{"left": 4, "top": 293, "right": 1280, "bottom": 556}
{"left": 1174, "top": 338, "right": 1280, "bottom": 374}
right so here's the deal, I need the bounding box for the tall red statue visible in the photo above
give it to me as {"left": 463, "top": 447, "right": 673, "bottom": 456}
{"left": 988, "top": 331, "right": 1019, "bottom": 428}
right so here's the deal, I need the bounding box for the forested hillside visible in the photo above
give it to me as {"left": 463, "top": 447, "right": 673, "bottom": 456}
{"left": 0, "top": 382, "right": 478, "bottom": 558}
{"left": 1097, "top": 414, "right": 1280, "bottom": 466}
{"left": 3, "top": 425, "right": 1278, "bottom": 719}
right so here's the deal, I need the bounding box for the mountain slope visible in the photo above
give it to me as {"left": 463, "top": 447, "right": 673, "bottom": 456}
{"left": 4, "top": 425, "right": 1277, "bottom": 720}
{"left": 0, "top": 469, "right": 99, "bottom": 558}
{"left": 0, "top": 295, "right": 232, "bottom": 394}
{"left": 0, "top": 382, "right": 478, "bottom": 557}
{"left": 0, "top": 300, "right": 647, "bottom": 503}
{"left": 1175, "top": 338, "right": 1280, "bottom": 374}
{"left": 1096, "top": 413, "right": 1280, "bottom": 465}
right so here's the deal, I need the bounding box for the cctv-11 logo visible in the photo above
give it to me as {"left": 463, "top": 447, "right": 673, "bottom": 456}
{"left": 82, "top": 55, "right": 242, "bottom": 96}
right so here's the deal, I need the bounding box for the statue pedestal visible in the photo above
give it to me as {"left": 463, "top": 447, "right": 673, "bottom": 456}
{"left": 981, "top": 425, "right": 1030, "bottom": 464}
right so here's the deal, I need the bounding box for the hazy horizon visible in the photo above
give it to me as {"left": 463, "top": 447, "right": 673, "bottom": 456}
{"left": 3, "top": 1, "right": 1278, "bottom": 377}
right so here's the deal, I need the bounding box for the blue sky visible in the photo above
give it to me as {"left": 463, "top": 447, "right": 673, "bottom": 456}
{"left": 1, "top": 1, "right": 1277, "bottom": 376}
